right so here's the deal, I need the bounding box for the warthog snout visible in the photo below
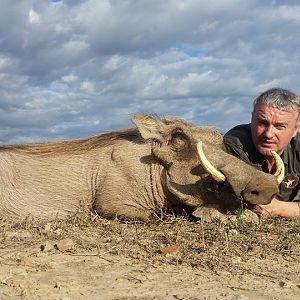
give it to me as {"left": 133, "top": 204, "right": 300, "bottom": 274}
{"left": 241, "top": 176, "right": 279, "bottom": 205}
{"left": 197, "top": 141, "right": 283, "bottom": 205}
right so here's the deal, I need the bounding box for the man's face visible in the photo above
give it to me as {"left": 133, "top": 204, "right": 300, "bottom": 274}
{"left": 251, "top": 103, "right": 300, "bottom": 156}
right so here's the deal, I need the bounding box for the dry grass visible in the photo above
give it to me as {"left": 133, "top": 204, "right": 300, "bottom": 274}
{"left": 1, "top": 212, "right": 299, "bottom": 274}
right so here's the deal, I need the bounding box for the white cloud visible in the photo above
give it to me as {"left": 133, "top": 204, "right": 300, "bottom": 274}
{"left": 277, "top": 5, "right": 300, "bottom": 22}
{"left": 61, "top": 74, "right": 78, "bottom": 82}
{"left": 0, "top": 57, "right": 11, "bottom": 70}
{"left": 28, "top": 9, "right": 40, "bottom": 24}
{"left": 80, "top": 80, "right": 95, "bottom": 93}
{"left": 105, "top": 55, "right": 127, "bottom": 71}
{"left": 0, "top": 0, "right": 299, "bottom": 142}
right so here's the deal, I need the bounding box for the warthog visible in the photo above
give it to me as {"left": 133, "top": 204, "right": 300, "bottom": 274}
{"left": 0, "top": 114, "right": 283, "bottom": 221}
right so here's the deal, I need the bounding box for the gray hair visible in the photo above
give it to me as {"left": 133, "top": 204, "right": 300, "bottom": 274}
{"left": 253, "top": 88, "right": 300, "bottom": 119}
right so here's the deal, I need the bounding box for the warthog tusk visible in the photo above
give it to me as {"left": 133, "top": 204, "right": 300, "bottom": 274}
{"left": 270, "top": 150, "right": 285, "bottom": 184}
{"left": 197, "top": 141, "right": 226, "bottom": 183}
{"left": 166, "top": 178, "right": 190, "bottom": 201}
{"left": 165, "top": 172, "right": 202, "bottom": 207}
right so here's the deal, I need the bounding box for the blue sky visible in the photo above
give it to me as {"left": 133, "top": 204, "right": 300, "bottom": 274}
{"left": 0, "top": 0, "right": 300, "bottom": 143}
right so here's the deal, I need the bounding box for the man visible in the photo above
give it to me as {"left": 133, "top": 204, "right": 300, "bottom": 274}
{"left": 224, "top": 88, "right": 300, "bottom": 219}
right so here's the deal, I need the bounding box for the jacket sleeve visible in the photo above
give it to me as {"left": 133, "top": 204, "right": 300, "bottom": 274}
{"left": 223, "top": 134, "right": 253, "bottom": 165}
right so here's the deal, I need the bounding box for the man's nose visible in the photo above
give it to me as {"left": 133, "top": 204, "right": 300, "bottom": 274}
{"left": 264, "top": 126, "right": 274, "bottom": 138}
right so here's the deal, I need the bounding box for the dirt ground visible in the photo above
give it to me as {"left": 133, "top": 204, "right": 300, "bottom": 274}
{"left": 0, "top": 212, "right": 300, "bottom": 300}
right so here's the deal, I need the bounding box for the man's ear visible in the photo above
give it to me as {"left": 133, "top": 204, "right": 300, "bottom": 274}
{"left": 250, "top": 112, "right": 254, "bottom": 131}
{"left": 132, "top": 114, "right": 166, "bottom": 142}
{"left": 293, "top": 120, "right": 300, "bottom": 137}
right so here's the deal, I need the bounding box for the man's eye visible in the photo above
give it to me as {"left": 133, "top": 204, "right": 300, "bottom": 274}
{"left": 257, "top": 120, "right": 267, "bottom": 127}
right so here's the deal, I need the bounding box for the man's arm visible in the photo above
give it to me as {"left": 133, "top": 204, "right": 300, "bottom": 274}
{"left": 251, "top": 197, "right": 300, "bottom": 219}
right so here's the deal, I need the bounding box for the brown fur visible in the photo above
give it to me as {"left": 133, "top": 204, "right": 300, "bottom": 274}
{"left": 0, "top": 115, "right": 279, "bottom": 221}
{"left": 0, "top": 128, "right": 139, "bottom": 155}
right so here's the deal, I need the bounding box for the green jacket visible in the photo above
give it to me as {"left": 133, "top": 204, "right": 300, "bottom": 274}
{"left": 224, "top": 124, "right": 300, "bottom": 201}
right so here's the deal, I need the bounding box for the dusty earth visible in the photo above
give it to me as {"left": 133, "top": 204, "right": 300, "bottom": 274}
{"left": 0, "top": 211, "right": 299, "bottom": 300}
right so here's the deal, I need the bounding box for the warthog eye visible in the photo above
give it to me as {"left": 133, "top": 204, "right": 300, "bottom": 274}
{"left": 170, "top": 130, "right": 190, "bottom": 151}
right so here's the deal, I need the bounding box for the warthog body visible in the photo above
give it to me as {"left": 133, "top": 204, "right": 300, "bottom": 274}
{"left": 0, "top": 115, "right": 279, "bottom": 221}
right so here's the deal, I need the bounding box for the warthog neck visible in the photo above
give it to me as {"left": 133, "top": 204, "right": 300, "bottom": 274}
{"left": 149, "top": 159, "right": 168, "bottom": 217}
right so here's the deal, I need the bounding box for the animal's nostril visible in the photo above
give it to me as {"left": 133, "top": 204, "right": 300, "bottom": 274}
{"left": 251, "top": 190, "right": 259, "bottom": 195}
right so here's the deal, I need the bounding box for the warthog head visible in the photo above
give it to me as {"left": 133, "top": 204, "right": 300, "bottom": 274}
{"left": 133, "top": 115, "right": 282, "bottom": 209}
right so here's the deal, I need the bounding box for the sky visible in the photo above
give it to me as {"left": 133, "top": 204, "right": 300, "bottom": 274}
{"left": 1, "top": 0, "right": 300, "bottom": 144}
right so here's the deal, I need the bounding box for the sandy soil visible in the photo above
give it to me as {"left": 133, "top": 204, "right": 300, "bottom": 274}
{"left": 0, "top": 214, "right": 299, "bottom": 300}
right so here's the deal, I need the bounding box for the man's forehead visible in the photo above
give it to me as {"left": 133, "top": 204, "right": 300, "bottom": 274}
{"left": 253, "top": 103, "right": 299, "bottom": 117}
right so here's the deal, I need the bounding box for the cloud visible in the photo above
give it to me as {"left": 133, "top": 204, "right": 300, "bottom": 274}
{"left": 28, "top": 9, "right": 40, "bottom": 24}
{"left": 0, "top": 0, "right": 299, "bottom": 143}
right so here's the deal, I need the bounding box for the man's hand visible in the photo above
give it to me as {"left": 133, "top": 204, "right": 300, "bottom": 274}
{"left": 250, "top": 198, "right": 300, "bottom": 219}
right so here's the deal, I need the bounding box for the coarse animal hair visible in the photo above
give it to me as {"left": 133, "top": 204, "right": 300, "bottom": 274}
{"left": 0, "top": 128, "right": 140, "bottom": 156}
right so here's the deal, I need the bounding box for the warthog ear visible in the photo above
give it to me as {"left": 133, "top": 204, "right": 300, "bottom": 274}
{"left": 132, "top": 114, "right": 166, "bottom": 142}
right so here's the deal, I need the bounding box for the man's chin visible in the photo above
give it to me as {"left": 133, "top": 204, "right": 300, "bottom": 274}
{"left": 257, "top": 146, "right": 274, "bottom": 157}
